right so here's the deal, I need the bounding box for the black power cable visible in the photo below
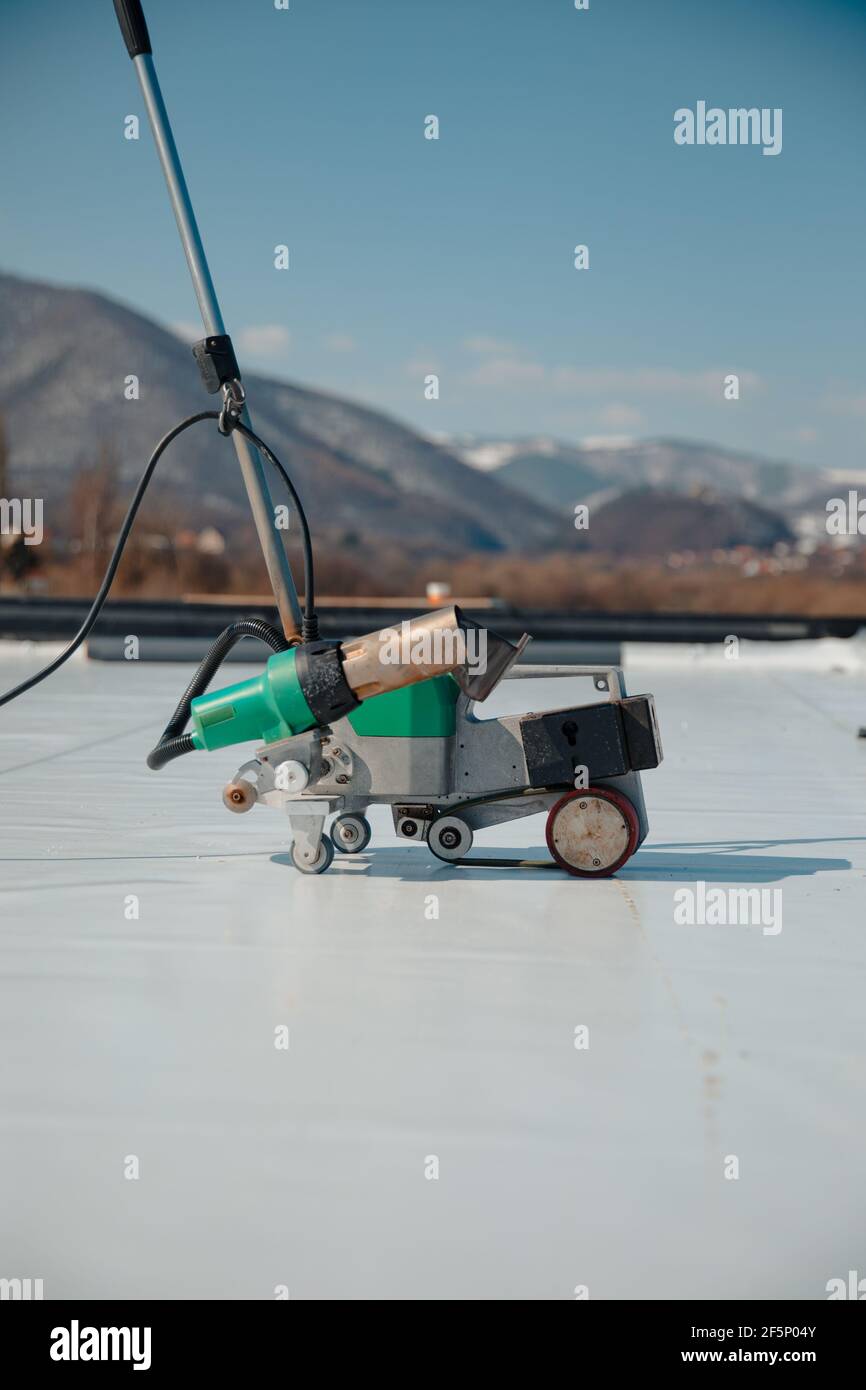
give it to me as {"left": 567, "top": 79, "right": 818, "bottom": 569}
{"left": 0, "top": 410, "right": 317, "bottom": 712}
{"left": 0, "top": 411, "right": 215, "bottom": 709}
{"left": 230, "top": 419, "right": 317, "bottom": 641}
{"left": 146, "top": 616, "right": 288, "bottom": 770}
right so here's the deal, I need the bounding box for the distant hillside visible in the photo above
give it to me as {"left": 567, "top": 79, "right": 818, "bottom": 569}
{"left": 0, "top": 273, "right": 568, "bottom": 554}
{"left": 579, "top": 488, "right": 794, "bottom": 557}
{"left": 453, "top": 434, "right": 827, "bottom": 515}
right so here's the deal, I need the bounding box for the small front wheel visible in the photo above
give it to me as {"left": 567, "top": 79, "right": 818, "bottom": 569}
{"left": 429, "top": 815, "right": 473, "bottom": 862}
{"left": 332, "top": 813, "right": 372, "bottom": 854}
{"left": 545, "top": 787, "right": 638, "bottom": 877}
{"left": 291, "top": 833, "right": 335, "bottom": 875}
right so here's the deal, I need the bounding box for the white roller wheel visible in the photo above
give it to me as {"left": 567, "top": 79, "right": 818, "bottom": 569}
{"left": 429, "top": 815, "right": 473, "bottom": 862}
{"left": 275, "top": 759, "right": 309, "bottom": 792}
{"left": 332, "top": 813, "right": 372, "bottom": 854}
{"left": 291, "top": 833, "right": 335, "bottom": 875}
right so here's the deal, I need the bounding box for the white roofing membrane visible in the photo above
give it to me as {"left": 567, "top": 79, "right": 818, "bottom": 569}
{"left": 1, "top": 639, "right": 864, "bottom": 1299}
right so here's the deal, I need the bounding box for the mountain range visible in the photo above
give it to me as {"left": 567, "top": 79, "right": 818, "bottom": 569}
{"left": 0, "top": 271, "right": 831, "bottom": 561}
{"left": 0, "top": 272, "right": 566, "bottom": 555}
{"left": 449, "top": 434, "right": 827, "bottom": 519}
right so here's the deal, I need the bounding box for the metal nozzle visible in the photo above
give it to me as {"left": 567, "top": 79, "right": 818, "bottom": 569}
{"left": 339, "top": 606, "right": 529, "bottom": 703}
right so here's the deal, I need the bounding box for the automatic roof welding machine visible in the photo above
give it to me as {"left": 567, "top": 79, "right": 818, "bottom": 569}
{"left": 0, "top": 0, "right": 663, "bottom": 875}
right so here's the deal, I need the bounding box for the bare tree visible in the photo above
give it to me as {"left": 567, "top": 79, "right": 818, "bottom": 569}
{"left": 0, "top": 412, "right": 8, "bottom": 501}
{"left": 0, "top": 414, "right": 9, "bottom": 584}
{"left": 68, "top": 443, "right": 120, "bottom": 587}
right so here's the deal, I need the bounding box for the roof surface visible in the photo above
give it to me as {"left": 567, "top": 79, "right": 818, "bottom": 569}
{"left": 1, "top": 639, "right": 864, "bottom": 1298}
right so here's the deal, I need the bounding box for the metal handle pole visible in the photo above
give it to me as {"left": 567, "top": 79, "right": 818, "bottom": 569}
{"left": 130, "top": 52, "right": 302, "bottom": 638}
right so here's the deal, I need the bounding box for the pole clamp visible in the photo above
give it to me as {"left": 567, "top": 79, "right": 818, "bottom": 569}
{"left": 191, "top": 336, "right": 240, "bottom": 397}
{"left": 191, "top": 334, "right": 245, "bottom": 434}
{"left": 192, "top": 334, "right": 242, "bottom": 394}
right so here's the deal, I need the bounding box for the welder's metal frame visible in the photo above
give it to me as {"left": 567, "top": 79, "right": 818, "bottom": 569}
{"left": 228, "top": 664, "right": 657, "bottom": 868}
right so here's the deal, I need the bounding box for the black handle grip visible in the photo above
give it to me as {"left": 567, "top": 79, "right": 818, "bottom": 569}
{"left": 113, "top": 0, "right": 152, "bottom": 58}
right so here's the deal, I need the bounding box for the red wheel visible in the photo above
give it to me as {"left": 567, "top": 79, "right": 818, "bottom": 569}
{"left": 545, "top": 787, "right": 639, "bottom": 878}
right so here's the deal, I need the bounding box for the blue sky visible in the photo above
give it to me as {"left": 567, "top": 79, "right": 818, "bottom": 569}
{"left": 2, "top": 0, "right": 865, "bottom": 468}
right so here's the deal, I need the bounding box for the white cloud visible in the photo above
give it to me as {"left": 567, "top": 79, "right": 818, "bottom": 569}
{"left": 781, "top": 426, "right": 818, "bottom": 444}
{"left": 463, "top": 334, "right": 518, "bottom": 356}
{"left": 550, "top": 366, "right": 762, "bottom": 398}
{"left": 465, "top": 358, "right": 762, "bottom": 399}
{"left": 596, "top": 402, "right": 645, "bottom": 429}
{"left": 323, "top": 332, "right": 356, "bottom": 353}
{"left": 237, "top": 324, "right": 291, "bottom": 356}
{"left": 405, "top": 356, "right": 441, "bottom": 377}
{"left": 170, "top": 320, "right": 201, "bottom": 342}
{"left": 821, "top": 391, "right": 866, "bottom": 418}
{"left": 467, "top": 357, "right": 546, "bottom": 387}
{"left": 580, "top": 434, "right": 639, "bottom": 449}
